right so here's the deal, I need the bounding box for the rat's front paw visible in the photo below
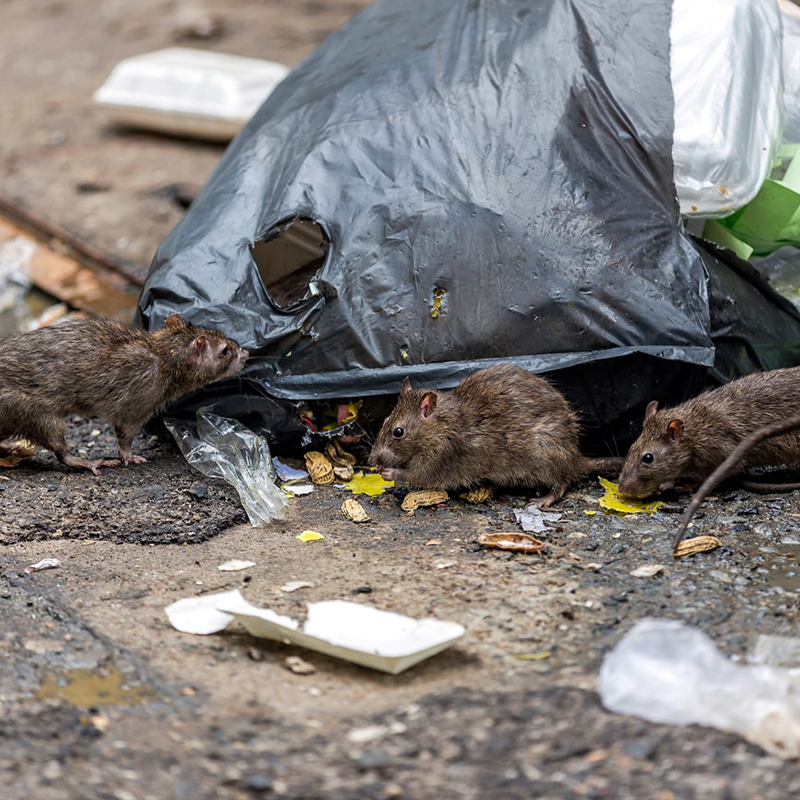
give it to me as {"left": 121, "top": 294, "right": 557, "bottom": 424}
{"left": 380, "top": 467, "right": 402, "bottom": 481}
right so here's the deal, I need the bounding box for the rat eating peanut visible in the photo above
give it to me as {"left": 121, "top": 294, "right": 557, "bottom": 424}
{"left": 0, "top": 314, "right": 248, "bottom": 474}
{"left": 369, "top": 363, "right": 621, "bottom": 507}
{"left": 618, "top": 366, "right": 800, "bottom": 499}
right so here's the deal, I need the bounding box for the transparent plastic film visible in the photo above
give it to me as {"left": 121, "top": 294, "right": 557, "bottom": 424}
{"left": 164, "top": 408, "right": 287, "bottom": 526}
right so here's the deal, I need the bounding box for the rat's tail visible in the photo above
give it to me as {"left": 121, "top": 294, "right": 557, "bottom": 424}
{"left": 580, "top": 456, "right": 624, "bottom": 477}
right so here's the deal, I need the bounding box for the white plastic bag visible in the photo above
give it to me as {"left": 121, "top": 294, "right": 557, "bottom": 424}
{"left": 671, "top": 0, "right": 783, "bottom": 217}
{"left": 599, "top": 618, "right": 800, "bottom": 758}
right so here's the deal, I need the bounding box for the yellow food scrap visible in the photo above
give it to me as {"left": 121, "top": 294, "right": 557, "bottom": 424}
{"left": 345, "top": 470, "right": 394, "bottom": 497}
{"left": 597, "top": 477, "right": 662, "bottom": 515}
{"left": 297, "top": 530, "right": 325, "bottom": 542}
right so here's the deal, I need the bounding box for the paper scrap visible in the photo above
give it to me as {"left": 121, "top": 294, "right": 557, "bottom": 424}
{"left": 218, "top": 560, "right": 255, "bottom": 572}
{"left": 514, "top": 505, "right": 562, "bottom": 533}
{"left": 273, "top": 457, "right": 309, "bottom": 481}
{"left": 24, "top": 558, "right": 61, "bottom": 574}
{"left": 629, "top": 564, "right": 664, "bottom": 578}
{"left": 281, "top": 580, "right": 314, "bottom": 593}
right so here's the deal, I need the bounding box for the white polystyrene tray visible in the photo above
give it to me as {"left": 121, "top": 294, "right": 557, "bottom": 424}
{"left": 94, "top": 47, "right": 289, "bottom": 141}
{"left": 165, "top": 589, "right": 466, "bottom": 674}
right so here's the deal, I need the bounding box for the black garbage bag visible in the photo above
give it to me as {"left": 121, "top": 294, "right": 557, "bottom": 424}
{"left": 136, "top": 0, "right": 800, "bottom": 455}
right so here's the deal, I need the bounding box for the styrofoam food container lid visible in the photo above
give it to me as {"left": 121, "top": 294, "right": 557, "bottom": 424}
{"left": 94, "top": 47, "right": 290, "bottom": 141}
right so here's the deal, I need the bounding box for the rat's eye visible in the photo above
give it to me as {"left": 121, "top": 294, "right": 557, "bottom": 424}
{"left": 221, "top": 345, "right": 229, "bottom": 356}
{"left": 392, "top": 426, "right": 405, "bottom": 439}
{"left": 641, "top": 453, "right": 654, "bottom": 465}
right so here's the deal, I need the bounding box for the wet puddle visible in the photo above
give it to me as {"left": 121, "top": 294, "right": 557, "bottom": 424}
{"left": 759, "top": 544, "right": 800, "bottom": 592}
{"left": 35, "top": 665, "right": 156, "bottom": 707}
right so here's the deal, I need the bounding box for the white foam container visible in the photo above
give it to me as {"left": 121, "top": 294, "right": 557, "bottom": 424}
{"left": 94, "top": 47, "right": 290, "bottom": 141}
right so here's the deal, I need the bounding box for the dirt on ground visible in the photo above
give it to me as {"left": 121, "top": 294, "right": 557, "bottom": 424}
{"left": 3, "top": 2, "right": 800, "bottom": 799}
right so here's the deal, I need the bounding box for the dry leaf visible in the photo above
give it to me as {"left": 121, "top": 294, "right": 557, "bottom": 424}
{"left": 597, "top": 477, "right": 662, "bottom": 515}
{"left": 346, "top": 471, "right": 394, "bottom": 496}
{"left": 341, "top": 497, "right": 370, "bottom": 523}
{"left": 401, "top": 490, "right": 449, "bottom": 511}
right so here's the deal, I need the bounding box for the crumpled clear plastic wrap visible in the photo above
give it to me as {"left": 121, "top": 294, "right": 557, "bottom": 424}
{"left": 599, "top": 618, "right": 800, "bottom": 759}
{"left": 164, "top": 408, "right": 287, "bottom": 526}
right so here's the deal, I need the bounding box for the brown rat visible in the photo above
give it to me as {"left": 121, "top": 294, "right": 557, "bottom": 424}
{"left": 618, "top": 366, "right": 800, "bottom": 499}
{"left": 0, "top": 313, "right": 248, "bottom": 474}
{"left": 673, "top": 414, "right": 800, "bottom": 550}
{"left": 369, "top": 363, "right": 622, "bottom": 507}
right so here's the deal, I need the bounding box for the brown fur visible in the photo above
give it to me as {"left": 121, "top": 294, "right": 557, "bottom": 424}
{"left": 0, "top": 314, "right": 248, "bottom": 474}
{"left": 369, "top": 363, "right": 620, "bottom": 507}
{"left": 618, "top": 366, "right": 800, "bottom": 498}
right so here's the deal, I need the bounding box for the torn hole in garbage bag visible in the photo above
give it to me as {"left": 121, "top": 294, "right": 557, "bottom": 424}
{"left": 251, "top": 216, "right": 331, "bottom": 312}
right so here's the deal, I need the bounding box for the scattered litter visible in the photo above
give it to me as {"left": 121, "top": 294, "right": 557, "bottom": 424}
{"left": 297, "top": 530, "right": 324, "bottom": 543}
{"left": 751, "top": 634, "right": 800, "bottom": 668}
{"left": 401, "top": 490, "right": 449, "bottom": 511}
{"left": 164, "top": 589, "right": 465, "bottom": 674}
{"left": 435, "top": 561, "right": 457, "bottom": 570}
{"left": 629, "top": 564, "right": 664, "bottom": 578}
{"left": 164, "top": 408, "right": 287, "bottom": 526}
{"left": 282, "top": 483, "right": 314, "bottom": 497}
{"left": 333, "top": 464, "right": 355, "bottom": 481}
{"left": 515, "top": 651, "right": 551, "bottom": 661}
{"left": 280, "top": 581, "right": 314, "bottom": 593}
{"left": 514, "top": 504, "right": 562, "bottom": 533}
{"left": 304, "top": 451, "right": 335, "bottom": 485}
{"left": 272, "top": 457, "right": 308, "bottom": 481}
{"left": 462, "top": 486, "right": 494, "bottom": 503}
{"left": 597, "top": 477, "right": 663, "bottom": 515}
{"left": 325, "top": 439, "right": 357, "bottom": 467}
{"left": 599, "top": 618, "right": 800, "bottom": 759}
{"left": 425, "top": 539, "right": 442, "bottom": 546}
{"left": 345, "top": 471, "right": 394, "bottom": 497}
{"left": 477, "top": 532, "right": 545, "bottom": 553}
{"left": 341, "top": 497, "right": 370, "bottom": 523}
{"left": 28, "top": 302, "right": 69, "bottom": 330}
{"left": 673, "top": 534, "right": 723, "bottom": 558}
{"left": 24, "top": 558, "right": 60, "bottom": 574}
{"left": 218, "top": 560, "right": 255, "bottom": 572}
{"left": 285, "top": 655, "right": 316, "bottom": 675}
{"left": 94, "top": 48, "right": 290, "bottom": 141}
{"left": 0, "top": 236, "right": 34, "bottom": 312}
{"left": 0, "top": 439, "right": 36, "bottom": 468}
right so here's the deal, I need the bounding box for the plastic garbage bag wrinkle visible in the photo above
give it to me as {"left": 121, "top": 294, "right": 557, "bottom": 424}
{"left": 164, "top": 408, "right": 287, "bottom": 526}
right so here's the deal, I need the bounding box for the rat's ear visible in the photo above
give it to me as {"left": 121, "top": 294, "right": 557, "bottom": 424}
{"left": 165, "top": 314, "right": 186, "bottom": 329}
{"left": 401, "top": 377, "right": 412, "bottom": 395}
{"left": 667, "top": 418, "right": 684, "bottom": 442}
{"left": 419, "top": 392, "right": 437, "bottom": 420}
{"left": 645, "top": 400, "right": 659, "bottom": 420}
{"left": 188, "top": 335, "right": 208, "bottom": 362}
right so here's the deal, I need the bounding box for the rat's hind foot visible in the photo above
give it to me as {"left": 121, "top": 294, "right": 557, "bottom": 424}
{"left": 120, "top": 452, "right": 148, "bottom": 466}
{"left": 60, "top": 453, "right": 121, "bottom": 476}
